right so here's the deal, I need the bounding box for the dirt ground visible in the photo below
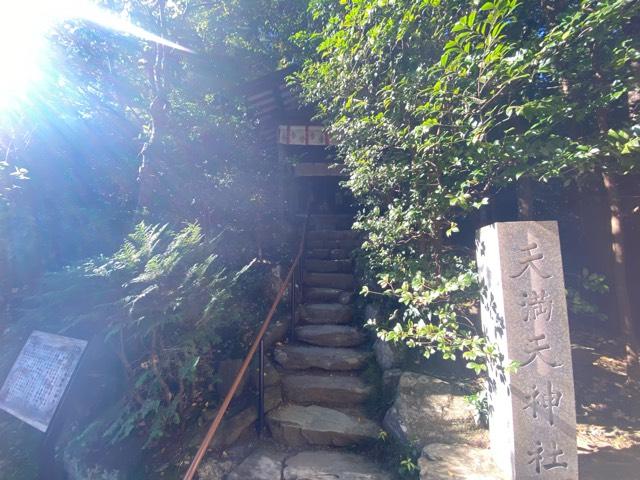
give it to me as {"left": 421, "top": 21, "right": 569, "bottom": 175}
{"left": 572, "top": 329, "right": 640, "bottom": 479}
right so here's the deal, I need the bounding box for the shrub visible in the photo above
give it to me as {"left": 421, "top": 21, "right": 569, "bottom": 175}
{"left": 93, "top": 222, "right": 254, "bottom": 447}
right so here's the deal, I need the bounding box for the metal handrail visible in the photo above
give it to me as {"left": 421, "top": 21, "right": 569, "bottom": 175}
{"left": 183, "top": 210, "right": 310, "bottom": 480}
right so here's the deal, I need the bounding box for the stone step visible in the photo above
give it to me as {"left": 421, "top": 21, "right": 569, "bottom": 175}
{"left": 282, "top": 373, "right": 372, "bottom": 406}
{"left": 296, "top": 325, "right": 366, "bottom": 347}
{"left": 226, "top": 448, "right": 393, "bottom": 480}
{"left": 284, "top": 451, "right": 392, "bottom": 480}
{"left": 305, "top": 248, "right": 351, "bottom": 260}
{"left": 307, "top": 230, "right": 360, "bottom": 241}
{"left": 304, "top": 272, "right": 355, "bottom": 290}
{"left": 304, "top": 214, "right": 353, "bottom": 230}
{"left": 273, "top": 345, "right": 371, "bottom": 371}
{"left": 419, "top": 444, "right": 506, "bottom": 480}
{"left": 307, "top": 238, "right": 360, "bottom": 250}
{"left": 330, "top": 404, "right": 371, "bottom": 419}
{"left": 303, "top": 287, "right": 353, "bottom": 304}
{"left": 266, "top": 404, "right": 380, "bottom": 447}
{"left": 299, "top": 303, "right": 352, "bottom": 325}
{"left": 226, "top": 448, "right": 286, "bottom": 480}
{"left": 305, "top": 258, "right": 352, "bottom": 273}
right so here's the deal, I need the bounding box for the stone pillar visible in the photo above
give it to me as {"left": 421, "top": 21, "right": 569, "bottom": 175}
{"left": 476, "top": 221, "right": 578, "bottom": 480}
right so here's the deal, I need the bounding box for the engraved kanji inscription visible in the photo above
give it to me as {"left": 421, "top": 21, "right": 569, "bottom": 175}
{"left": 476, "top": 222, "right": 577, "bottom": 479}
{"left": 520, "top": 334, "right": 563, "bottom": 368}
{"left": 527, "top": 441, "right": 569, "bottom": 474}
{"left": 510, "top": 242, "right": 552, "bottom": 279}
{"left": 527, "top": 441, "right": 545, "bottom": 474}
{"left": 524, "top": 381, "right": 563, "bottom": 426}
{"left": 544, "top": 442, "right": 569, "bottom": 471}
{"left": 520, "top": 289, "right": 553, "bottom": 322}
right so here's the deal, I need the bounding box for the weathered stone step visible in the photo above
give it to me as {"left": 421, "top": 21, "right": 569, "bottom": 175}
{"left": 296, "top": 324, "right": 366, "bottom": 347}
{"left": 300, "top": 303, "right": 352, "bottom": 325}
{"left": 226, "top": 448, "right": 393, "bottom": 480}
{"left": 282, "top": 373, "right": 372, "bottom": 406}
{"left": 305, "top": 258, "right": 352, "bottom": 273}
{"left": 266, "top": 404, "right": 380, "bottom": 447}
{"left": 330, "top": 404, "right": 371, "bottom": 419}
{"left": 307, "top": 238, "right": 361, "bottom": 250}
{"left": 284, "top": 451, "right": 392, "bottom": 480}
{"left": 305, "top": 248, "right": 351, "bottom": 260}
{"left": 307, "top": 230, "right": 360, "bottom": 241}
{"left": 273, "top": 345, "right": 371, "bottom": 371}
{"left": 419, "top": 444, "right": 506, "bottom": 480}
{"left": 304, "top": 214, "right": 353, "bottom": 230}
{"left": 304, "top": 272, "right": 355, "bottom": 290}
{"left": 226, "top": 447, "right": 285, "bottom": 480}
{"left": 303, "top": 287, "right": 353, "bottom": 304}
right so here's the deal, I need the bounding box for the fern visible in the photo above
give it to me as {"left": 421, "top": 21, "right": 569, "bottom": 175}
{"left": 96, "top": 221, "right": 257, "bottom": 447}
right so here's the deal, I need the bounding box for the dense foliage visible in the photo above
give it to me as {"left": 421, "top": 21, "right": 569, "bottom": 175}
{"left": 1, "top": 3, "right": 640, "bottom": 475}
{"left": 0, "top": 0, "right": 307, "bottom": 298}
{"left": 0, "top": 0, "right": 305, "bottom": 457}
{"left": 296, "top": 0, "right": 640, "bottom": 372}
{"left": 91, "top": 222, "right": 258, "bottom": 446}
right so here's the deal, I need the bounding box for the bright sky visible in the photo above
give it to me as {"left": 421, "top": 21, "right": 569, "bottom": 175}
{"left": 0, "top": 0, "right": 191, "bottom": 110}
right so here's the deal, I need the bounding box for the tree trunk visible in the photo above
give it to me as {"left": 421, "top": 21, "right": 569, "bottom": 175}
{"left": 517, "top": 177, "right": 534, "bottom": 220}
{"left": 592, "top": 30, "right": 640, "bottom": 380}
{"left": 626, "top": 14, "right": 640, "bottom": 123}
{"left": 629, "top": 60, "right": 640, "bottom": 123}
{"left": 602, "top": 172, "right": 640, "bottom": 382}
{"left": 620, "top": 20, "right": 640, "bottom": 382}
{"left": 591, "top": 21, "right": 640, "bottom": 382}
{"left": 137, "top": 0, "right": 168, "bottom": 215}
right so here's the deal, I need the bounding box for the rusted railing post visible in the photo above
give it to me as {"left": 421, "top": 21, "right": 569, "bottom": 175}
{"left": 182, "top": 206, "right": 310, "bottom": 480}
{"left": 257, "top": 338, "right": 265, "bottom": 437}
{"left": 289, "top": 263, "right": 297, "bottom": 342}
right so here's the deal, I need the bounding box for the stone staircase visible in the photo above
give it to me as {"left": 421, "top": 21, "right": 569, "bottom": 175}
{"left": 266, "top": 220, "right": 381, "bottom": 450}
{"left": 224, "top": 215, "right": 392, "bottom": 479}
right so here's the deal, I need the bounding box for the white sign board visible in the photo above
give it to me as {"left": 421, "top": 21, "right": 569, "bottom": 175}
{"left": 0, "top": 331, "right": 87, "bottom": 432}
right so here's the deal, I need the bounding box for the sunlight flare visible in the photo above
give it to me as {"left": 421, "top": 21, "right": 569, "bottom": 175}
{"left": 0, "top": 0, "right": 191, "bottom": 109}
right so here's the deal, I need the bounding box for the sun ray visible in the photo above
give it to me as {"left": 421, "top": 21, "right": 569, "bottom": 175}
{"left": 0, "top": 0, "right": 192, "bottom": 110}
{"left": 71, "top": 2, "right": 194, "bottom": 53}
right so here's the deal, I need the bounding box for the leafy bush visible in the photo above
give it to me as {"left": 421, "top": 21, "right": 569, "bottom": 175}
{"left": 92, "top": 222, "right": 254, "bottom": 447}
{"left": 465, "top": 389, "right": 489, "bottom": 427}
{"left": 295, "top": 0, "right": 640, "bottom": 371}
{"left": 370, "top": 430, "right": 420, "bottom": 480}
{"left": 567, "top": 268, "right": 609, "bottom": 322}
